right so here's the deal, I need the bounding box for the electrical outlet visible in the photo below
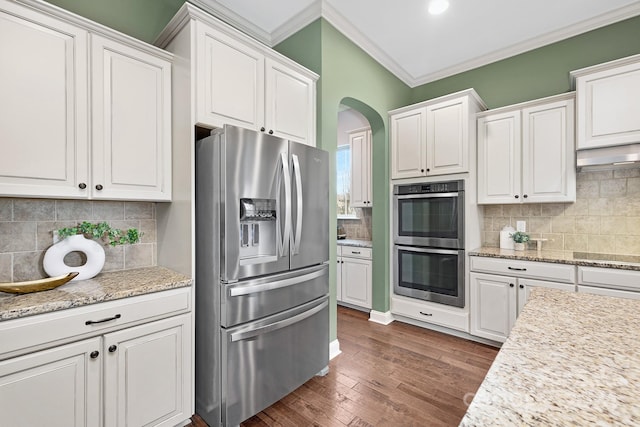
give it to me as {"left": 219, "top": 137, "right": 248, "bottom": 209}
{"left": 516, "top": 221, "right": 526, "bottom": 232}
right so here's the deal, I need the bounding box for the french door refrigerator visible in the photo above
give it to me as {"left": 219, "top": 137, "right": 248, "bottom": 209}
{"left": 195, "top": 125, "right": 329, "bottom": 427}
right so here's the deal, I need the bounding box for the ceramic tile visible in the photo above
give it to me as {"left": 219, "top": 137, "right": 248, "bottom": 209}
{"left": 587, "top": 234, "right": 616, "bottom": 254}
{"left": 124, "top": 202, "right": 154, "bottom": 219}
{"left": 577, "top": 169, "right": 613, "bottom": 181}
{"left": 628, "top": 177, "right": 640, "bottom": 195}
{"left": 600, "top": 216, "right": 628, "bottom": 235}
{"left": 540, "top": 203, "right": 566, "bottom": 217}
{"left": 563, "top": 199, "right": 589, "bottom": 217}
{"left": 615, "top": 236, "right": 640, "bottom": 255}
{"left": 503, "top": 204, "right": 522, "bottom": 217}
{"left": 588, "top": 198, "right": 615, "bottom": 216}
{"left": 551, "top": 216, "right": 575, "bottom": 233}
{"left": 13, "top": 251, "right": 46, "bottom": 281}
{"left": 521, "top": 204, "right": 541, "bottom": 217}
{"left": 0, "top": 254, "right": 11, "bottom": 282}
{"left": 614, "top": 168, "right": 640, "bottom": 178}
{"left": 139, "top": 219, "right": 157, "bottom": 244}
{"left": 599, "top": 179, "right": 627, "bottom": 198}
{"left": 0, "top": 222, "right": 37, "bottom": 253}
{"left": 563, "top": 234, "right": 588, "bottom": 251}
{"left": 482, "top": 231, "right": 499, "bottom": 247}
{"left": 576, "top": 180, "right": 599, "bottom": 198}
{"left": 13, "top": 199, "right": 55, "bottom": 221}
{"left": 627, "top": 217, "right": 640, "bottom": 235}
{"left": 539, "top": 233, "right": 563, "bottom": 250}
{"left": 528, "top": 217, "right": 551, "bottom": 234}
{"left": 92, "top": 201, "right": 125, "bottom": 220}
{"left": 124, "top": 244, "right": 154, "bottom": 269}
{"left": 103, "top": 245, "right": 125, "bottom": 271}
{"left": 0, "top": 199, "right": 12, "bottom": 221}
{"left": 575, "top": 216, "right": 600, "bottom": 234}
{"left": 483, "top": 205, "right": 503, "bottom": 217}
{"left": 55, "top": 200, "right": 92, "bottom": 221}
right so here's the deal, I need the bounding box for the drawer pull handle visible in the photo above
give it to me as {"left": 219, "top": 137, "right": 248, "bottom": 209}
{"left": 85, "top": 314, "right": 121, "bottom": 325}
{"left": 352, "top": 251, "right": 361, "bottom": 254}
{"left": 419, "top": 311, "right": 433, "bottom": 317}
{"left": 507, "top": 267, "right": 526, "bottom": 271}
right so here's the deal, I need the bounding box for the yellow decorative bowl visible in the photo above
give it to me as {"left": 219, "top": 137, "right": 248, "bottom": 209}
{"left": 0, "top": 272, "right": 79, "bottom": 294}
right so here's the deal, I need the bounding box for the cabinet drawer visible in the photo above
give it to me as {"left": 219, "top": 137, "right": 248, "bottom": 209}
{"left": 578, "top": 267, "right": 640, "bottom": 292}
{"left": 340, "top": 246, "right": 372, "bottom": 259}
{"left": 578, "top": 285, "right": 640, "bottom": 300}
{"left": 391, "top": 296, "right": 468, "bottom": 332}
{"left": 0, "top": 287, "right": 191, "bottom": 359}
{"left": 470, "top": 256, "right": 575, "bottom": 284}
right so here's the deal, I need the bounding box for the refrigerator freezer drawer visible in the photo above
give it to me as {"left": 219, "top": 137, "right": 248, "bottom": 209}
{"left": 221, "top": 296, "right": 329, "bottom": 426}
{"left": 222, "top": 264, "right": 328, "bottom": 327}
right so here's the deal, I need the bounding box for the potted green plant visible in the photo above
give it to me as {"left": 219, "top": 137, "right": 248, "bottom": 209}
{"left": 510, "top": 231, "right": 530, "bottom": 251}
{"left": 43, "top": 222, "right": 142, "bottom": 281}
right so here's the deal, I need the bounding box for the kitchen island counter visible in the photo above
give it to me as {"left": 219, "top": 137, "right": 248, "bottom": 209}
{"left": 461, "top": 287, "right": 640, "bottom": 426}
{"left": 0, "top": 266, "right": 192, "bottom": 321}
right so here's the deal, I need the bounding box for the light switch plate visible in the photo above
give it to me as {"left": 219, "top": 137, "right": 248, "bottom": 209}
{"left": 516, "top": 221, "right": 526, "bottom": 232}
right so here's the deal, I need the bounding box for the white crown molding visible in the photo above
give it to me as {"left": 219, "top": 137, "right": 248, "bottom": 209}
{"left": 271, "top": 1, "right": 322, "bottom": 46}
{"left": 188, "top": 0, "right": 272, "bottom": 44}
{"left": 410, "top": 1, "right": 640, "bottom": 87}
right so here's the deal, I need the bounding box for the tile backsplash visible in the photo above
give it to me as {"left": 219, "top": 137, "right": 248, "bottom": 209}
{"left": 338, "top": 208, "right": 372, "bottom": 241}
{"left": 481, "top": 168, "right": 640, "bottom": 255}
{"left": 0, "top": 198, "right": 157, "bottom": 282}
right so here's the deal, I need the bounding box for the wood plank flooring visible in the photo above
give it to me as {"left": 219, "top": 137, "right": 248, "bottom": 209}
{"left": 189, "top": 305, "right": 498, "bottom": 427}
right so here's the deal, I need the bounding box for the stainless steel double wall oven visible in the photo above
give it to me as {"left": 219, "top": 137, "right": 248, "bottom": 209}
{"left": 393, "top": 180, "right": 465, "bottom": 308}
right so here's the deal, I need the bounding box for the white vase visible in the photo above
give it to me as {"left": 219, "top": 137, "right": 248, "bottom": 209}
{"left": 43, "top": 235, "right": 106, "bottom": 281}
{"left": 514, "top": 242, "right": 526, "bottom": 251}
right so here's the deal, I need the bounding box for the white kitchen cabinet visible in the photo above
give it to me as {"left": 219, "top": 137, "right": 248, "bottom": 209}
{"left": 337, "top": 245, "right": 372, "bottom": 309}
{"left": 0, "top": 0, "right": 172, "bottom": 201}
{"left": 477, "top": 93, "right": 575, "bottom": 204}
{"left": 350, "top": 128, "right": 372, "bottom": 207}
{"left": 470, "top": 256, "right": 576, "bottom": 342}
{"left": 0, "top": 337, "right": 101, "bottom": 427}
{"left": 571, "top": 54, "right": 640, "bottom": 149}
{"left": 390, "top": 89, "right": 485, "bottom": 179}
{"left": 194, "top": 16, "right": 316, "bottom": 145}
{"left": 577, "top": 266, "right": 640, "bottom": 300}
{"left": 0, "top": 287, "right": 192, "bottom": 427}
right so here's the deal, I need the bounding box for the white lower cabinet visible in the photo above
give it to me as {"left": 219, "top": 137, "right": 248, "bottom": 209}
{"left": 470, "top": 256, "right": 575, "bottom": 342}
{"left": 0, "top": 289, "right": 192, "bottom": 427}
{"left": 577, "top": 266, "right": 640, "bottom": 300}
{"left": 337, "top": 245, "right": 372, "bottom": 309}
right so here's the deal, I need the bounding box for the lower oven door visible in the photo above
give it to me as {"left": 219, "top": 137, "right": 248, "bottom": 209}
{"left": 394, "top": 245, "right": 465, "bottom": 308}
{"left": 221, "top": 296, "right": 329, "bottom": 426}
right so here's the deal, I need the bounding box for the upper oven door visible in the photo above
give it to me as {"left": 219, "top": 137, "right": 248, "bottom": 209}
{"left": 393, "top": 191, "right": 464, "bottom": 249}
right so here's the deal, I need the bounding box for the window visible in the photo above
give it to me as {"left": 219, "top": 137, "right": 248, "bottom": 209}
{"left": 336, "top": 145, "right": 356, "bottom": 218}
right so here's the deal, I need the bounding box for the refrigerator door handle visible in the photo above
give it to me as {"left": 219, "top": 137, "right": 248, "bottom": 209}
{"left": 228, "top": 267, "right": 326, "bottom": 297}
{"left": 277, "top": 152, "right": 292, "bottom": 257}
{"left": 291, "top": 154, "right": 303, "bottom": 255}
{"left": 230, "top": 299, "right": 328, "bottom": 342}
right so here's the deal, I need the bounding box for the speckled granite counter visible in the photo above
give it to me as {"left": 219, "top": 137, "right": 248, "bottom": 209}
{"left": 460, "top": 287, "right": 640, "bottom": 426}
{"left": 470, "top": 247, "right": 640, "bottom": 271}
{"left": 337, "top": 239, "right": 372, "bottom": 248}
{"left": 0, "top": 266, "right": 192, "bottom": 321}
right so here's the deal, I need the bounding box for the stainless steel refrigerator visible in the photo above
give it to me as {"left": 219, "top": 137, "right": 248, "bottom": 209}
{"left": 195, "top": 125, "right": 329, "bottom": 427}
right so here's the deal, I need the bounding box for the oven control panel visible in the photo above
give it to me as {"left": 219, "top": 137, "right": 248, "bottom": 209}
{"left": 394, "top": 179, "right": 464, "bottom": 195}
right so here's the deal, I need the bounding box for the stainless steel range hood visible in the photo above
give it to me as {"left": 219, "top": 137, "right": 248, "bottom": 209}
{"left": 576, "top": 143, "right": 640, "bottom": 170}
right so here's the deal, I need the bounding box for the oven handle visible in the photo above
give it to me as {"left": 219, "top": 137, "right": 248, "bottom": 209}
{"left": 395, "top": 245, "right": 462, "bottom": 255}
{"left": 395, "top": 192, "right": 460, "bottom": 200}
{"left": 228, "top": 267, "right": 326, "bottom": 297}
{"left": 230, "top": 299, "right": 328, "bottom": 342}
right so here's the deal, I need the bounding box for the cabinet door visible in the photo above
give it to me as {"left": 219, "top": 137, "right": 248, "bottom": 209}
{"left": 0, "top": 337, "right": 101, "bottom": 427}
{"left": 91, "top": 34, "right": 172, "bottom": 201}
{"left": 470, "top": 272, "right": 516, "bottom": 343}
{"left": 517, "top": 279, "right": 575, "bottom": 316}
{"left": 390, "top": 108, "right": 427, "bottom": 179}
{"left": 341, "top": 257, "right": 372, "bottom": 309}
{"left": 426, "top": 96, "right": 468, "bottom": 175}
{"left": 522, "top": 99, "right": 575, "bottom": 203}
{"left": 575, "top": 61, "right": 640, "bottom": 149}
{"left": 265, "top": 58, "right": 316, "bottom": 145}
{"left": 0, "top": 1, "right": 89, "bottom": 198}
{"left": 349, "top": 128, "right": 372, "bottom": 208}
{"left": 196, "top": 22, "right": 264, "bottom": 130}
{"left": 103, "top": 314, "right": 192, "bottom": 427}
{"left": 477, "top": 111, "right": 521, "bottom": 204}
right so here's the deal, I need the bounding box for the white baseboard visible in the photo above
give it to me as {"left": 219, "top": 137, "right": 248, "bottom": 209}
{"left": 329, "top": 339, "right": 341, "bottom": 360}
{"left": 369, "top": 310, "right": 394, "bottom": 325}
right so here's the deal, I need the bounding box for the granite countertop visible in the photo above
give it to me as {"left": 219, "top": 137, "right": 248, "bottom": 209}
{"left": 470, "top": 247, "right": 640, "bottom": 271}
{"left": 460, "top": 287, "right": 640, "bottom": 426}
{"left": 0, "top": 266, "right": 193, "bottom": 321}
{"left": 337, "top": 239, "right": 372, "bottom": 248}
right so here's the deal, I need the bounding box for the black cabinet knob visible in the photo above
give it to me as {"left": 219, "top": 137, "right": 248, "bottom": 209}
{"left": 509, "top": 283, "right": 515, "bottom": 288}
{"left": 95, "top": 184, "right": 103, "bottom": 191}
{"left": 90, "top": 350, "right": 99, "bottom": 359}
{"left": 78, "top": 183, "right": 87, "bottom": 189}
{"left": 108, "top": 345, "right": 117, "bottom": 353}
{"left": 514, "top": 195, "right": 519, "bottom": 199}
{"left": 268, "top": 130, "right": 274, "bottom": 135}
{"left": 519, "top": 284, "right": 524, "bottom": 289}
{"left": 523, "top": 194, "right": 528, "bottom": 198}
{"left": 426, "top": 168, "right": 430, "bottom": 172}
{"left": 420, "top": 169, "right": 425, "bottom": 173}
{"left": 260, "top": 127, "right": 265, "bottom": 132}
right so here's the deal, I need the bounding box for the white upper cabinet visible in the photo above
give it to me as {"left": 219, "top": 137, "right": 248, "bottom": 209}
{"left": 390, "top": 89, "right": 485, "bottom": 179}
{"left": 477, "top": 93, "right": 575, "bottom": 204}
{"left": 350, "top": 128, "right": 372, "bottom": 207}
{"left": 91, "top": 35, "right": 172, "bottom": 201}
{"left": 0, "top": 0, "right": 88, "bottom": 199}
{"left": 0, "top": 0, "right": 172, "bottom": 201}
{"left": 571, "top": 54, "right": 640, "bottom": 149}
{"left": 193, "top": 16, "right": 317, "bottom": 145}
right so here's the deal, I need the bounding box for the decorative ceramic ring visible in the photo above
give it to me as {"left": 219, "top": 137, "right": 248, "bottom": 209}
{"left": 43, "top": 235, "right": 106, "bottom": 281}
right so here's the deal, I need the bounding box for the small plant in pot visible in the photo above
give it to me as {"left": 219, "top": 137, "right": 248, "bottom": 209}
{"left": 56, "top": 221, "right": 142, "bottom": 246}
{"left": 510, "top": 231, "right": 530, "bottom": 251}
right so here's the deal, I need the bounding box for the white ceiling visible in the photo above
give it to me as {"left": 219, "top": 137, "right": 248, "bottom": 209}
{"left": 190, "top": 0, "right": 640, "bottom": 87}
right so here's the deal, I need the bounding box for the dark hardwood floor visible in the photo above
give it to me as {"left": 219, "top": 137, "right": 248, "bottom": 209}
{"left": 189, "top": 305, "right": 498, "bottom": 427}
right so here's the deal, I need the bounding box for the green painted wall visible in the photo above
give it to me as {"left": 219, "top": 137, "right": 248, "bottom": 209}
{"left": 412, "top": 14, "right": 640, "bottom": 108}
{"left": 45, "top": 0, "right": 184, "bottom": 43}
{"left": 276, "top": 20, "right": 412, "bottom": 341}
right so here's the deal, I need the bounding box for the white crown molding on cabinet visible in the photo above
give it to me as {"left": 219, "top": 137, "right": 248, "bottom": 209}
{"left": 270, "top": 1, "right": 322, "bottom": 46}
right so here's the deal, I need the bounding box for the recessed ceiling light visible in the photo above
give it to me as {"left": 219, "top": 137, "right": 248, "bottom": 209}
{"left": 428, "top": 0, "right": 450, "bottom": 15}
